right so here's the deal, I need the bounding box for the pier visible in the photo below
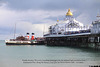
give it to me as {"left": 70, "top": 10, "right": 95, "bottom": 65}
{"left": 43, "top": 9, "right": 100, "bottom": 50}
{"left": 44, "top": 33, "right": 100, "bottom": 49}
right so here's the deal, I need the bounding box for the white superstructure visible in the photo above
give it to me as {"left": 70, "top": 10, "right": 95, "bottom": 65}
{"left": 91, "top": 15, "right": 100, "bottom": 34}
{"left": 47, "top": 9, "right": 90, "bottom": 36}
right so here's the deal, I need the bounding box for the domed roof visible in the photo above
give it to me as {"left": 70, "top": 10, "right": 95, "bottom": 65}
{"left": 66, "top": 8, "right": 73, "bottom": 16}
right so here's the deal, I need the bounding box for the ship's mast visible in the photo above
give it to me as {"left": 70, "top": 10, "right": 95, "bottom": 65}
{"left": 43, "top": 24, "right": 45, "bottom": 36}
{"left": 14, "top": 23, "right": 16, "bottom": 39}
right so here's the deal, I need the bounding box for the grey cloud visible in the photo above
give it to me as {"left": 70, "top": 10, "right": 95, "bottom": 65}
{"left": 3, "top": 0, "right": 100, "bottom": 10}
{"left": 0, "top": 0, "right": 100, "bottom": 39}
{"left": 2, "top": 0, "right": 100, "bottom": 21}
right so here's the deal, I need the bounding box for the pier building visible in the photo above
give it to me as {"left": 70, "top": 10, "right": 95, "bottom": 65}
{"left": 44, "top": 8, "right": 90, "bottom": 37}
{"left": 44, "top": 9, "right": 100, "bottom": 49}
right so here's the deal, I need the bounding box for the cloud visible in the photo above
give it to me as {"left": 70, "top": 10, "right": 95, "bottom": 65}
{"left": 16, "top": 21, "right": 49, "bottom": 37}
{"left": 3, "top": 0, "right": 100, "bottom": 11}
{"left": 0, "top": 0, "right": 99, "bottom": 40}
{"left": 76, "top": 13, "right": 91, "bottom": 25}
{"left": 0, "top": 3, "right": 73, "bottom": 40}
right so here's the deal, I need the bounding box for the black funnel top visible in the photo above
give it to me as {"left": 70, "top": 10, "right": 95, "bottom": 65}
{"left": 27, "top": 33, "right": 29, "bottom": 35}
{"left": 32, "top": 33, "right": 34, "bottom": 35}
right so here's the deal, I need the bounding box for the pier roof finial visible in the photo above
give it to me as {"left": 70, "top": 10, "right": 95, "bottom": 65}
{"left": 66, "top": 8, "right": 73, "bottom": 16}
{"left": 57, "top": 18, "right": 59, "bottom": 22}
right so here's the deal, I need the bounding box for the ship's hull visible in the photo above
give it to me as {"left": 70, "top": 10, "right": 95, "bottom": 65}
{"left": 5, "top": 40, "right": 44, "bottom": 45}
{"left": 5, "top": 40, "right": 31, "bottom": 45}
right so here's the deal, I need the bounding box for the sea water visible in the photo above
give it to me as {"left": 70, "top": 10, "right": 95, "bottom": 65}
{"left": 0, "top": 40, "right": 100, "bottom": 67}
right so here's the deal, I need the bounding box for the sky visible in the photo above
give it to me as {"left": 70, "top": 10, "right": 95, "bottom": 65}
{"left": 0, "top": 0, "right": 100, "bottom": 40}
